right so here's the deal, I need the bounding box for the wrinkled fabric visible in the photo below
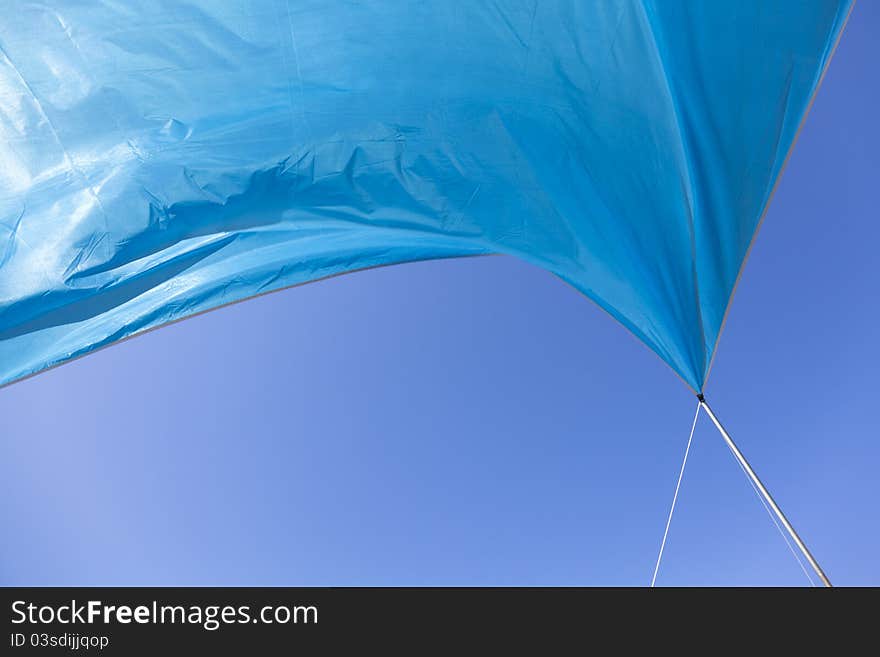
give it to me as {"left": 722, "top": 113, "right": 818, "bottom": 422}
{"left": 0, "top": 1, "right": 852, "bottom": 391}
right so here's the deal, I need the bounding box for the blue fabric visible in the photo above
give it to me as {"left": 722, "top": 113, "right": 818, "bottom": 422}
{"left": 0, "top": 1, "right": 852, "bottom": 391}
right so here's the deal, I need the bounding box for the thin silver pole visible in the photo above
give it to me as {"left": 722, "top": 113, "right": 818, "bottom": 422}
{"left": 698, "top": 395, "right": 831, "bottom": 587}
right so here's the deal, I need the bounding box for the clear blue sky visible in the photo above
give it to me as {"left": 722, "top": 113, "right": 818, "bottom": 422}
{"left": 1, "top": 3, "right": 876, "bottom": 586}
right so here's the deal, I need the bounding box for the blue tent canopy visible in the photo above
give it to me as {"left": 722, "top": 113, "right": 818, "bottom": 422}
{"left": 0, "top": 1, "right": 852, "bottom": 391}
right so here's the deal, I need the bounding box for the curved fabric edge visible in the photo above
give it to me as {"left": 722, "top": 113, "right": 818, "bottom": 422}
{"left": 701, "top": 0, "right": 856, "bottom": 389}
{"left": 0, "top": 239, "right": 492, "bottom": 390}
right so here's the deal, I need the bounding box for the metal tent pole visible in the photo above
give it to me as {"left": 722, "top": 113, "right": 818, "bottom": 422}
{"left": 697, "top": 394, "right": 832, "bottom": 588}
